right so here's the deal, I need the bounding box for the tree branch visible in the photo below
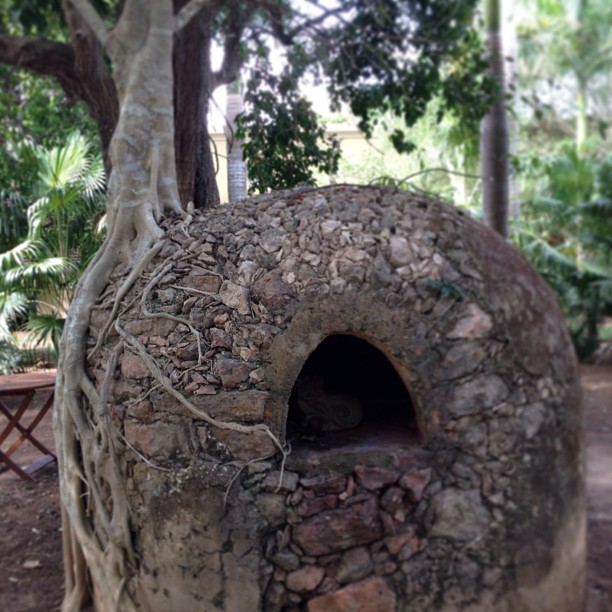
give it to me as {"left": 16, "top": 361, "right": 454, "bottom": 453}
{"left": 368, "top": 167, "right": 485, "bottom": 187}
{"left": 0, "top": 27, "right": 118, "bottom": 174}
{"left": 62, "top": 1, "right": 119, "bottom": 175}
{"left": 211, "top": 1, "right": 256, "bottom": 88}
{"left": 175, "top": 0, "right": 214, "bottom": 32}
{"left": 0, "top": 35, "right": 83, "bottom": 101}
{"left": 287, "top": 1, "right": 352, "bottom": 40}
{"left": 257, "top": 0, "right": 353, "bottom": 45}
{"left": 69, "top": 0, "right": 110, "bottom": 46}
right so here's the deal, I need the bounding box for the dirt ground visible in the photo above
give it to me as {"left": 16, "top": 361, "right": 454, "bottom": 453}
{"left": 0, "top": 367, "right": 611, "bottom": 612}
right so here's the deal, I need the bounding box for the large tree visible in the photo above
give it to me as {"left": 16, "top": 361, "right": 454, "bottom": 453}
{"left": 0, "top": 1, "right": 493, "bottom": 610}
{"left": 0, "top": 0, "right": 492, "bottom": 206}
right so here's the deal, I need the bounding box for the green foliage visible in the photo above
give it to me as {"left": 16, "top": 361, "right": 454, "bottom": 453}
{"left": 322, "top": 0, "right": 494, "bottom": 150}
{"left": 0, "top": 341, "right": 22, "bottom": 374}
{"left": 513, "top": 143, "right": 612, "bottom": 359}
{"left": 234, "top": 0, "right": 494, "bottom": 192}
{"left": 1, "top": 1, "right": 493, "bottom": 197}
{"left": 29, "top": 133, "right": 106, "bottom": 264}
{"left": 0, "top": 133, "right": 105, "bottom": 369}
{"left": 237, "top": 48, "right": 341, "bottom": 193}
{"left": 322, "top": 103, "right": 482, "bottom": 209}
{"left": 0, "top": 65, "right": 99, "bottom": 199}
{"left": 0, "top": 190, "right": 27, "bottom": 251}
{"left": 0, "top": 0, "right": 64, "bottom": 35}
{"left": 516, "top": 0, "right": 612, "bottom": 150}
{"left": 0, "top": 2, "right": 99, "bottom": 182}
{"left": 600, "top": 323, "right": 612, "bottom": 341}
{"left": 24, "top": 312, "right": 64, "bottom": 356}
{"left": 0, "top": 2, "right": 97, "bottom": 191}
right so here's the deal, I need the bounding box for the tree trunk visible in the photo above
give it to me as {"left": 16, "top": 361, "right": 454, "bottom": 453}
{"left": 54, "top": 2, "right": 185, "bottom": 609}
{"left": 0, "top": 1, "right": 221, "bottom": 209}
{"left": 226, "top": 79, "right": 248, "bottom": 202}
{"left": 62, "top": 1, "right": 119, "bottom": 176}
{"left": 480, "top": 0, "right": 510, "bottom": 238}
{"left": 173, "top": 1, "right": 220, "bottom": 209}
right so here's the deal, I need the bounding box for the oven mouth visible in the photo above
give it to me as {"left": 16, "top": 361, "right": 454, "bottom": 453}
{"left": 287, "top": 334, "right": 419, "bottom": 453}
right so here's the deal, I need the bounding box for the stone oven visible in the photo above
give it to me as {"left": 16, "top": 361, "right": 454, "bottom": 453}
{"left": 90, "top": 185, "right": 585, "bottom": 611}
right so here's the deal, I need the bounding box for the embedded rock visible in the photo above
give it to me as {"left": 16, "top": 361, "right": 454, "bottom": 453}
{"left": 86, "top": 185, "right": 584, "bottom": 612}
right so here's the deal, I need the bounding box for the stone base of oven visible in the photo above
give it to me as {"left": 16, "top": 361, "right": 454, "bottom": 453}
{"left": 126, "top": 460, "right": 585, "bottom": 612}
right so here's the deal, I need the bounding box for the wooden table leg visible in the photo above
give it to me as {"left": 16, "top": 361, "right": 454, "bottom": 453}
{"left": 0, "top": 392, "right": 35, "bottom": 446}
{"left": 0, "top": 388, "right": 56, "bottom": 479}
{"left": 0, "top": 448, "right": 35, "bottom": 481}
{"left": 3, "top": 391, "right": 56, "bottom": 460}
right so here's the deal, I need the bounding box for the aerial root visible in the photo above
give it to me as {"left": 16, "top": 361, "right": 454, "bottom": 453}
{"left": 89, "top": 241, "right": 165, "bottom": 358}
{"left": 115, "top": 319, "right": 285, "bottom": 448}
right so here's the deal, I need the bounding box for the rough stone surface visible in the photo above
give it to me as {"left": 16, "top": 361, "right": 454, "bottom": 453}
{"left": 286, "top": 565, "right": 325, "bottom": 593}
{"left": 398, "top": 468, "right": 431, "bottom": 502}
{"left": 293, "top": 496, "right": 382, "bottom": 556}
{"left": 447, "top": 303, "right": 493, "bottom": 339}
{"left": 307, "top": 577, "right": 396, "bottom": 612}
{"left": 219, "top": 280, "right": 251, "bottom": 315}
{"left": 121, "top": 352, "right": 149, "bottom": 380}
{"left": 214, "top": 356, "right": 252, "bottom": 388}
{"left": 334, "top": 546, "right": 373, "bottom": 584}
{"left": 86, "top": 185, "right": 584, "bottom": 612}
{"left": 450, "top": 374, "right": 509, "bottom": 416}
{"left": 430, "top": 488, "right": 492, "bottom": 540}
{"left": 354, "top": 466, "right": 399, "bottom": 491}
{"left": 123, "top": 420, "right": 188, "bottom": 459}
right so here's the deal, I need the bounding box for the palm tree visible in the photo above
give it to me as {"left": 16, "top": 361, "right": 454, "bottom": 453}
{"left": 225, "top": 79, "right": 247, "bottom": 202}
{"left": 480, "top": 0, "right": 510, "bottom": 237}
{"left": 517, "top": 0, "right": 612, "bottom": 153}
{"left": 0, "top": 133, "right": 105, "bottom": 365}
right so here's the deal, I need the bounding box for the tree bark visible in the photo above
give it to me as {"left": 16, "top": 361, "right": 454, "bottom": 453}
{"left": 193, "top": 15, "right": 221, "bottom": 210}
{"left": 0, "top": 35, "right": 81, "bottom": 94}
{"left": 0, "top": 33, "right": 118, "bottom": 174}
{"left": 502, "top": 1, "right": 520, "bottom": 219}
{"left": 54, "top": 2, "right": 186, "bottom": 607}
{"left": 61, "top": 0, "right": 119, "bottom": 175}
{"left": 480, "top": 0, "right": 510, "bottom": 239}
{"left": 173, "top": 0, "right": 220, "bottom": 208}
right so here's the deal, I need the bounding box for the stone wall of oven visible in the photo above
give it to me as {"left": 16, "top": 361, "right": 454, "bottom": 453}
{"left": 87, "top": 185, "right": 585, "bottom": 611}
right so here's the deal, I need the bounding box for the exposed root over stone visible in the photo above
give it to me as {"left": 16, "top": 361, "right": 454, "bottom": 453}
{"left": 53, "top": 2, "right": 217, "bottom": 609}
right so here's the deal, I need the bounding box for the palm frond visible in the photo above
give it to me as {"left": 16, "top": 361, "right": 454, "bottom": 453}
{"left": 24, "top": 314, "right": 65, "bottom": 357}
{"left": 25, "top": 196, "right": 51, "bottom": 239}
{"left": 0, "top": 292, "right": 28, "bottom": 343}
{"left": 2, "top": 257, "right": 75, "bottom": 292}
{"left": 0, "top": 342, "right": 23, "bottom": 375}
{"left": 0, "top": 240, "right": 45, "bottom": 272}
{"left": 81, "top": 157, "right": 106, "bottom": 201}
{"left": 514, "top": 228, "right": 580, "bottom": 276}
{"left": 34, "top": 133, "right": 93, "bottom": 190}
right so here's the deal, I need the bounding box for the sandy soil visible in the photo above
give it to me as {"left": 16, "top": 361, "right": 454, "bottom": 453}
{"left": 0, "top": 366, "right": 610, "bottom": 611}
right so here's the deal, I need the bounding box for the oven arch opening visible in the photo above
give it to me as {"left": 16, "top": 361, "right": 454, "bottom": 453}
{"left": 287, "top": 334, "right": 419, "bottom": 449}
